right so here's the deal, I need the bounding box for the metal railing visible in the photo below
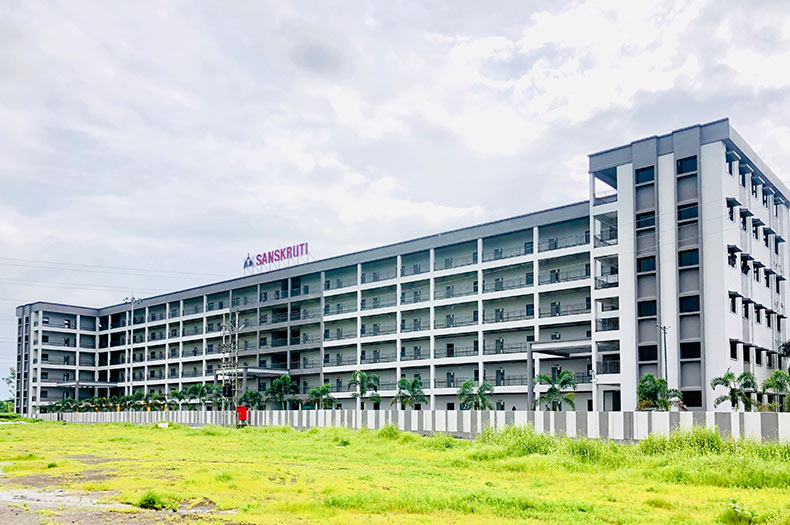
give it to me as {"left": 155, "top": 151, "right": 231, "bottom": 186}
{"left": 594, "top": 228, "right": 618, "bottom": 247}
{"left": 538, "top": 267, "right": 590, "bottom": 285}
{"left": 360, "top": 326, "right": 397, "bottom": 337}
{"left": 182, "top": 348, "right": 204, "bottom": 357}
{"left": 538, "top": 232, "right": 590, "bottom": 252}
{"left": 290, "top": 309, "right": 322, "bottom": 322}
{"left": 324, "top": 279, "right": 355, "bottom": 291}
{"left": 401, "top": 264, "right": 429, "bottom": 277}
{"left": 361, "top": 270, "right": 397, "bottom": 284}
{"left": 324, "top": 331, "right": 358, "bottom": 341}
{"left": 434, "top": 254, "right": 477, "bottom": 271}
{"left": 324, "top": 356, "right": 358, "bottom": 367}
{"left": 401, "top": 290, "right": 429, "bottom": 304}
{"left": 434, "top": 315, "right": 478, "bottom": 329}
{"left": 434, "top": 377, "right": 472, "bottom": 388}
{"left": 434, "top": 285, "right": 477, "bottom": 299}
{"left": 434, "top": 346, "right": 477, "bottom": 358}
{"left": 595, "top": 274, "right": 619, "bottom": 289}
{"left": 290, "top": 336, "right": 321, "bottom": 346}
{"left": 400, "top": 323, "right": 428, "bottom": 333}
{"left": 596, "top": 318, "right": 620, "bottom": 332}
{"left": 400, "top": 352, "right": 426, "bottom": 361}
{"left": 182, "top": 326, "right": 204, "bottom": 336}
{"left": 182, "top": 370, "right": 202, "bottom": 378}
{"left": 482, "top": 277, "right": 532, "bottom": 293}
{"left": 485, "top": 375, "right": 529, "bottom": 386}
{"left": 538, "top": 303, "right": 591, "bottom": 318}
{"left": 482, "top": 243, "right": 534, "bottom": 262}
{"left": 360, "top": 297, "right": 398, "bottom": 311}
{"left": 360, "top": 353, "right": 397, "bottom": 364}
{"left": 597, "top": 360, "right": 621, "bottom": 374}
{"left": 291, "top": 359, "right": 321, "bottom": 370}
{"left": 483, "top": 310, "right": 533, "bottom": 324}
{"left": 593, "top": 190, "right": 617, "bottom": 206}
{"left": 483, "top": 342, "right": 528, "bottom": 355}
{"left": 324, "top": 304, "right": 358, "bottom": 316}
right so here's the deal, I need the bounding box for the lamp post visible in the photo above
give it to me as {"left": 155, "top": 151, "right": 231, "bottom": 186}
{"left": 657, "top": 324, "right": 669, "bottom": 383}
{"left": 124, "top": 297, "right": 143, "bottom": 399}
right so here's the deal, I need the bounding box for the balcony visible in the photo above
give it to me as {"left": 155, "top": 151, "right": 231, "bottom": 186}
{"left": 597, "top": 360, "right": 621, "bottom": 374}
{"left": 39, "top": 356, "right": 76, "bottom": 366}
{"left": 361, "top": 270, "right": 397, "bottom": 284}
{"left": 483, "top": 342, "right": 529, "bottom": 355}
{"left": 324, "top": 304, "right": 358, "bottom": 316}
{"left": 484, "top": 375, "right": 529, "bottom": 386}
{"left": 361, "top": 353, "right": 397, "bottom": 364}
{"left": 538, "top": 267, "right": 590, "bottom": 285}
{"left": 182, "top": 348, "right": 204, "bottom": 357}
{"left": 435, "top": 346, "right": 477, "bottom": 358}
{"left": 483, "top": 310, "right": 533, "bottom": 324}
{"left": 149, "top": 313, "right": 166, "bottom": 322}
{"left": 272, "top": 338, "right": 288, "bottom": 348}
{"left": 324, "top": 331, "right": 357, "bottom": 342}
{"left": 109, "top": 357, "right": 126, "bottom": 365}
{"left": 434, "top": 284, "right": 477, "bottom": 300}
{"left": 184, "top": 305, "right": 204, "bottom": 316}
{"left": 538, "top": 232, "right": 590, "bottom": 253}
{"left": 434, "top": 254, "right": 478, "bottom": 271}
{"left": 401, "top": 290, "right": 429, "bottom": 305}
{"left": 434, "top": 377, "right": 472, "bottom": 388}
{"left": 378, "top": 381, "right": 398, "bottom": 390}
{"left": 482, "top": 277, "right": 532, "bottom": 293}
{"left": 291, "top": 359, "right": 321, "bottom": 370}
{"left": 324, "top": 279, "right": 355, "bottom": 291}
{"left": 148, "top": 353, "right": 165, "bottom": 362}
{"left": 482, "top": 243, "right": 534, "bottom": 262}
{"left": 290, "top": 336, "right": 321, "bottom": 346}
{"left": 182, "top": 326, "right": 204, "bottom": 337}
{"left": 594, "top": 228, "right": 618, "bottom": 248}
{"left": 596, "top": 318, "right": 620, "bottom": 332}
{"left": 259, "top": 362, "right": 288, "bottom": 370}
{"left": 595, "top": 274, "right": 619, "bottom": 289}
{"left": 132, "top": 355, "right": 145, "bottom": 363}
{"left": 360, "top": 325, "right": 397, "bottom": 338}
{"left": 360, "top": 297, "right": 397, "bottom": 311}
{"left": 401, "top": 264, "right": 429, "bottom": 277}
{"left": 42, "top": 340, "right": 76, "bottom": 348}
{"left": 434, "top": 315, "right": 478, "bottom": 329}
{"left": 400, "top": 322, "right": 428, "bottom": 333}
{"left": 324, "top": 356, "right": 358, "bottom": 367}
{"left": 539, "top": 303, "right": 591, "bottom": 318}
{"left": 400, "top": 352, "right": 427, "bottom": 362}
{"left": 169, "top": 309, "right": 181, "bottom": 318}
{"left": 290, "top": 309, "right": 322, "bottom": 322}
{"left": 182, "top": 370, "right": 203, "bottom": 378}
{"left": 593, "top": 190, "right": 617, "bottom": 206}
{"left": 148, "top": 372, "right": 165, "bottom": 381}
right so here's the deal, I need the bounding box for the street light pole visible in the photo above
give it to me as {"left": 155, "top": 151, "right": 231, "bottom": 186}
{"left": 657, "top": 324, "right": 669, "bottom": 383}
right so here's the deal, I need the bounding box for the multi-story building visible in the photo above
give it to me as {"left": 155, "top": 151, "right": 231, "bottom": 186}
{"left": 13, "top": 119, "right": 790, "bottom": 415}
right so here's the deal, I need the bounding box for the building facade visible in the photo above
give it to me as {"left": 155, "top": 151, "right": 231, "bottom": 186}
{"left": 13, "top": 119, "right": 790, "bottom": 415}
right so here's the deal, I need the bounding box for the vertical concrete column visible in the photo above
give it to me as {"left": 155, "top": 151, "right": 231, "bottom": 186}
{"left": 477, "top": 238, "right": 485, "bottom": 386}
{"left": 318, "top": 272, "right": 325, "bottom": 387}
{"left": 429, "top": 248, "right": 436, "bottom": 409}
{"left": 356, "top": 264, "right": 362, "bottom": 410}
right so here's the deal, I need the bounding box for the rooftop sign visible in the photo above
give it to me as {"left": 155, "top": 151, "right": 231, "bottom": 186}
{"left": 243, "top": 242, "right": 310, "bottom": 274}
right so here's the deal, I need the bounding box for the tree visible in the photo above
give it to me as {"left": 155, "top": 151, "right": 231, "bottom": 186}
{"left": 169, "top": 389, "right": 187, "bottom": 411}
{"left": 390, "top": 377, "right": 427, "bottom": 409}
{"left": 307, "top": 383, "right": 336, "bottom": 410}
{"left": 533, "top": 370, "right": 577, "bottom": 411}
{"left": 761, "top": 369, "right": 790, "bottom": 412}
{"left": 265, "top": 375, "right": 298, "bottom": 409}
{"left": 711, "top": 369, "right": 758, "bottom": 411}
{"left": 457, "top": 380, "right": 494, "bottom": 410}
{"left": 186, "top": 384, "right": 209, "bottom": 411}
{"left": 637, "top": 374, "right": 684, "bottom": 411}
{"left": 779, "top": 340, "right": 790, "bottom": 360}
{"left": 131, "top": 389, "right": 145, "bottom": 411}
{"left": 348, "top": 370, "right": 382, "bottom": 408}
{"left": 2, "top": 368, "right": 16, "bottom": 411}
{"left": 206, "top": 384, "right": 227, "bottom": 410}
{"left": 240, "top": 390, "right": 264, "bottom": 409}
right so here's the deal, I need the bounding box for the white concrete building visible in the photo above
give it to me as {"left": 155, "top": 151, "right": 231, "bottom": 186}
{"left": 13, "top": 119, "right": 790, "bottom": 415}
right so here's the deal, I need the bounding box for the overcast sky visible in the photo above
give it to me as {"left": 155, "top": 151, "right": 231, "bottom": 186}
{"left": 2, "top": 0, "right": 790, "bottom": 399}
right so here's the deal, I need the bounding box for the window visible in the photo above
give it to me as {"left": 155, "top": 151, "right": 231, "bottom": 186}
{"left": 636, "top": 212, "right": 656, "bottom": 228}
{"left": 680, "top": 342, "right": 701, "bottom": 359}
{"left": 753, "top": 224, "right": 760, "bottom": 240}
{"left": 741, "top": 261, "right": 750, "bottom": 275}
{"left": 728, "top": 203, "right": 735, "bottom": 221}
{"left": 730, "top": 340, "right": 738, "bottom": 360}
{"left": 635, "top": 166, "right": 654, "bottom": 184}
{"left": 678, "top": 249, "right": 699, "bottom": 267}
{"left": 728, "top": 252, "right": 737, "bottom": 267}
{"left": 742, "top": 303, "right": 750, "bottom": 319}
{"left": 637, "top": 256, "right": 656, "bottom": 273}
{"left": 41, "top": 391, "right": 48, "bottom": 399}
{"left": 681, "top": 390, "right": 702, "bottom": 408}
{"left": 679, "top": 295, "right": 700, "bottom": 313}
{"left": 677, "top": 203, "right": 699, "bottom": 221}
{"left": 754, "top": 267, "right": 760, "bottom": 282}
{"left": 767, "top": 313, "right": 772, "bottom": 328}
{"left": 741, "top": 215, "right": 747, "bottom": 231}
{"left": 638, "top": 300, "right": 657, "bottom": 317}
{"left": 639, "top": 345, "right": 658, "bottom": 361}
{"left": 729, "top": 295, "right": 737, "bottom": 313}
{"left": 676, "top": 156, "right": 697, "bottom": 174}
{"left": 764, "top": 231, "right": 770, "bottom": 247}
{"left": 755, "top": 307, "right": 762, "bottom": 324}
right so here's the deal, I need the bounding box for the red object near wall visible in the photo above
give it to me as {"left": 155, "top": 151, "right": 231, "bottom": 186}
{"left": 236, "top": 406, "right": 248, "bottom": 421}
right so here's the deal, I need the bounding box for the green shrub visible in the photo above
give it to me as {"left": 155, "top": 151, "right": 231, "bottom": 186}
{"left": 376, "top": 424, "right": 400, "bottom": 440}
{"left": 46, "top": 462, "right": 57, "bottom": 469}
{"left": 137, "top": 490, "right": 174, "bottom": 510}
{"left": 477, "top": 425, "right": 555, "bottom": 456}
{"left": 422, "top": 433, "right": 457, "bottom": 450}
{"left": 719, "top": 499, "right": 758, "bottom": 524}
{"left": 214, "top": 471, "right": 233, "bottom": 482}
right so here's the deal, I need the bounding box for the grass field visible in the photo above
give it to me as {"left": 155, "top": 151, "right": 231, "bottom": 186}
{"left": 1, "top": 421, "right": 789, "bottom": 524}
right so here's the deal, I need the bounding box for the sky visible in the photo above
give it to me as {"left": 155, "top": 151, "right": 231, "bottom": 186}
{"left": 1, "top": 0, "right": 790, "bottom": 399}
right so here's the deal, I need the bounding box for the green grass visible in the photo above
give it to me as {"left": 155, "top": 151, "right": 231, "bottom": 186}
{"left": 0, "top": 421, "right": 789, "bottom": 523}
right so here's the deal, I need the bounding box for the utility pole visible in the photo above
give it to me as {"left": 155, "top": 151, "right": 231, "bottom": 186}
{"left": 220, "top": 311, "right": 242, "bottom": 425}
{"left": 124, "top": 297, "right": 142, "bottom": 399}
{"left": 657, "top": 324, "right": 670, "bottom": 383}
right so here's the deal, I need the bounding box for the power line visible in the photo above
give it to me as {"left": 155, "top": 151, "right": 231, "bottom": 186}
{"left": 0, "top": 257, "right": 231, "bottom": 279}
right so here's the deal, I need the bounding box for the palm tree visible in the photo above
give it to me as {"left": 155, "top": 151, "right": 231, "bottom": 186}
{"left": 637, "top": 374, "right": 683, "bottom": 411}
{"left": 265, "top": 375, "right": 298, "bottom": 409}
{"left": 761, "top": 369, "right": 790, "bottom": 412}
{"left": 457, "top": 380, "right": 494, "bottom": 410}
{"left": 348, "top": 370, "right": 382, "bottom": 409}
{"left": 131, "top": 389, "right": 145, "bottom": 411}
{"left": 169, "top": 389, "right": 186, "bottom": 411}
{"left": 307, "top": 383, "right": 336, "bottom": 410}
{"left": 186, "top": 384, "right": 210, "bottom": 411}
{"left": 533, "top": 370, "right": 577, "bottom": 411}
{"left": 711, "top": 369, "right": 758, "bottom": 411}
{"left": 390, "top": 377, "right": 428, "bottom": 409}
{"left": 240, "top": 390, "right": 264, "bottom": 409}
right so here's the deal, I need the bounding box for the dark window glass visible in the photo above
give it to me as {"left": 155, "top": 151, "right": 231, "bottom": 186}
{"left": 636, "top": 212, "right": 656, "bottom": 228}
{"left": 677, "top": 156, "right": 698, "bottom": 174}
{"left": 639, "top": 345, "right": 658, "bottom": 361}
{"left": 677, "top": 203, "right": 698, "bottom": 221}
{"left": 638, "top": 300, "right": 657, "bottom": 317}
{"left": 680, "top": 342, "right": 701, "bottom": 359}
{"left": 637, "top": 256, "right": 656, "bottom": 273}
{"left": 635, "top": 166, "right": 655, "bottom": 184}
{"left": 730, "top": 340, "right": 738, "bottom": 359}
{"left": 678, "top": 249, "right": 699, "bottom": 267}
{"left": 681, "top": 390, "right": 702, "bottom": 407}
{"left": 679, "top": 295, "right": 700, "bottom": 313}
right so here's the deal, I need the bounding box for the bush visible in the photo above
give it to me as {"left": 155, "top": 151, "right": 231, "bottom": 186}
{"left": 137, "top": 490, "right": 174, "bottom": 510}
{"left": 638, "top": 427, "right": 725, "bottom": 456}
{"left": 422, "top": 433, "right": 457, "bottom": 450}
{"left": 376, "top": 424, "right": 400, "bottom": 440}
{"left": 477, "top": 426, "right": 555, "bottom": 456}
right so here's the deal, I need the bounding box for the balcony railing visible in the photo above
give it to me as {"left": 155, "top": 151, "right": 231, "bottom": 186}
{"left": 149, "top": 313, "right": 166, "bottom": 322}
{"left": 400, "top": 352, "right": 427, "bottom": 361}
{"left": 483, "top": 310, "right": 533, "bottom": 324}
{"left": 575, "top": 372, "right": 593, "bottom": 384}
{"left": 42, "top": 340, "right": 76, "bottom": 348}
{"left": 400, "top": 323, "right": 428, "bottom": 333}
{"left": 594, "top": 228, "right": 618, "bottom": 247}
{"left": 597, "top": 360, "right": 621, "bottom": 374}
{"left": 401, "top": 290, "right": 429, "bottom": 304}
{"left": 361, "top": 353, "right": 397, "bottom": 364}
{"left": 184, "top": 305, "right": 204, "bottom": 315}
{"left": 434, "top": 285, "right": 477, "bottom": 300}
{"left": 360, "top": 270, "right": 397, "bottom": 284}
{"left": 434, "top": 315, "right": 478, "bottom": 329}
{"left": 434, "top": 377, "right": 472, "bottom": 388}
{"left": 324, "top": 356, "right": 358, "bottom": 367}
{"left": 485, "top": 375, "right": 529, "bottom": 386}
{"left": 482, "top": 243, "right": 534, "bottom": 262}
{"left": 148, "top": 353, "right": 165, "bottom": 362}
{"left": 324, "top": 331, "right": 358, "bottom": 341}
{"left": 538, "top": 232, "right": 590, "bottom": 252}
{"left": 401, "top": 264, "right": 429, "bottom": 277}
{"left": 360, "top": 297, "right": 398, "bottom": 311}
{"left": 290, "top": 309, "right": 322, "bottom": 322}
{"left": 595, "top": 274, "right": 619, "bottom": 289}
{"left": 593, "top": 190, "right": 617, "bottom": 206}
{"left": 596, "top": 318, "right": 620, "bottom": 332}
{"left": 360, "top": 326, "right": 397, "bottom": 337}
{"left": 182, "top": 326, "right": 204, "bottom": 337}
{"left": 378, "top": 381, "right": 398, "bottom": 390}
{"left": 538, "top": 267, "right": 590, "bottom": 285}
{"left": 291, "top": 359, "right": 321, "bottom": 370}
{"left": 290, "top": 336, "right": 321, "bottom": 346}
{"left": 324, "top": 279, "right": 355, "bottom": 291}
{"left": 324, "top": 304, "right": 358, "bottom": 316}
{"left": 434, "top": 254, "right": 478, "bottom": 271}
{"left": 482, "top": 277, "right": 532, "bottom": 293}
{"left": 259, "top": 362, "right": 288, "bottom": 370}
{"left": 435, "top": 346, "right": 477, "bottom": 358}
{"left": 483, "top": 342, "right": 529, "bottom": 355}
{"left": 182, "top": 370, "right": 202, "bottom": 378}
{"left": 182, "top": 348, "right": 204, "bottom": 357}
{"left": 538, "top": 303, "right": 591, "bottom": 318}
{"left": 39, "top": 357, "right": 76, "bottom": 366}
